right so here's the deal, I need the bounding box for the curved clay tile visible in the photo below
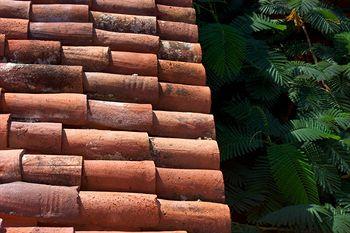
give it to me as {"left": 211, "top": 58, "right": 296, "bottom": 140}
{"left": 31, "top": 4, "right": 89, "bottom": 22}
{"left": 157, "top": 4, "right": 196, "bottom": 24}
{"left": 0, "top": 18, "right": 28, "bottom": 39}
{"left": 0, "top": 1, "right": 31, "bottom": 19}
{"left": 0, "top": 63, "right": 83, "bottom": 93}
{"left": 0, "top": 114, "right": 10, "bottom": 149}
{"left": 91, "top": 0, "right": 156, "bottom": 16}
{"left": 0, "top": 149, "right": 23, "bottom": 183}
{"left": 5, "top": 40, "right": 62, "bottom": 64}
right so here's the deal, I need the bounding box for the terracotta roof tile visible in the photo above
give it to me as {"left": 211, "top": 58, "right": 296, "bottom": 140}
{"left": 0, "top": 1, "right": 31, "bottom": 19}
{"left": 157, "top": 5, "right": 195, "bottom": 24}
{"left": 91, "top": 0, "right": 156, "bottom": 16}
{"left": 0, "top": 18, "right": 28, "bottom": 39}
{"left": 29, "top": 22, "right": 93, "bottom": 45}
{"left": 31, "top": 4, "right": 89, "bottom": 22}
{"left": 0, "top": 0, "right": 231, "bottom": 231}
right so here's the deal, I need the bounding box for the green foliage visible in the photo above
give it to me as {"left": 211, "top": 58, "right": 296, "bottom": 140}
{"left": 196, "top": 0, "right": 350, "bottom": 232}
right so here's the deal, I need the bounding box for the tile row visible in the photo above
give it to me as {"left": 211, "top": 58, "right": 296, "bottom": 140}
{"left": 0, "top": 182, "right": 231, "bottom": 232}
{"left": 0, "top": 114, "right": 219, "bottom": 169}
{"left": 0, "top": 149, "right": 225, "bottom": 202}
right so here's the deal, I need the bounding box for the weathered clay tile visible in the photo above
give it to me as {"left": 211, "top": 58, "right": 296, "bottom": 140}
{"left": 1, "top": 93, "right": 87, "bottom": 125}
{"left": 158, "top": 40, "right": 202, "bottom": 63}
{"left": 0, "top": 1, "right": 31, "bottom": 19}
{"left": 28, "top": 0, "right": 90, "bottom": 4}
{"left": 0, "top": 214, "right": 37, "bottom": 227}
{"left": 5, "top": 40, "right": 62, "bottom": 64}
{"left": 158, "top": 60, "right": 206, "bottom": 86}
{"left": 87, "top": 100, "right": 153, "bottom": 132}
{"left": 91, "top": 11, "right": 157, "bottom": 35}
{"left": 22, "top": 154, "right": 82, "bottom": 186}
{"left": 5, "top": 227, "right": 74, "bottom": 233}
{"left": 76, "top": 231, "right": 186, "bottom": 233}
{"left": 156, "top": 0, "right": 192, "bottom": 7}
{"left": 0, "top": 114, "right": 10, "bottom": 149}
{"left": 61, "top": 46, "right": 111, "bottom": 72}
{"left": 31, "top": 4, "right": 89, "bottom": 22}
{"left": 79, "top": 191, "right": 160, "bottom": 229}
{"left": 29, "top": 23, "right": 93, "bottom": 45}
{"left": 157, "top": 4, "right": 196, "bottom": 24}
{"left": 0, "top": 34, "right": 4, "bottom": 58}
{"left": 151, "top": 110, "right": 216, "bottom": 139}
{"left": 92, "top": 0, "right": 156, "bottom": 16}
{"left": 0, "top": 18, "right": 28, "bottom": 39}
{"left": 150, "top": 137, "right": 220, "bottom": 169}
{"left": 156, "top": 82, "right": 211, "bottom": 113}
{"left": 0, "top": 149, "right": 23, "bottom": 183}
{"left": 106, "top": 51, "right": 158, "bottom": 76}
{"left": 9, "top": 121, "right": 62, "bottom": 154}
{"left": 157, "top": 20, "right": 198, "bottom": 43}
{"left": 156, "top": 168, "right": 225, "bottom": 202}
{"left": 0, "top": 182, "right": 80, "bottom": 221}
{"left": 93, "top": 29, "right": 159, "bottom": 54}
{"left": 154, "top": 199, "right": 231, "bottom": 233}
{"left": 82, "top": 160, "right": 156, "bottom": 193}
{"left": 0, "top": 63, "right": 84, "bottom": 93}
{"left": 61, "top": 129, "right": 151, "bottom": 160}
{"left": 84, "top": 72, "right": 159, "bottom": 104}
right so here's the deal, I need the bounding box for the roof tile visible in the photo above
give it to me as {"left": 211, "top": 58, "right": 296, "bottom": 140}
{"left": 93, "top": 29, "right": 160, "bottom": 54}
{"left": 0, "top": 34, "right": 4, "bottom": 58}
{"left": 158, "top": 40, "right": 202, "bottom": 63}
{"left": 91, "top": 0, "right": 156, "bottom": 16}
{"left": 0, "top": 0, "right": 31, "bottom": 19}
{"left": 9, "top": 121, "right": 62, "bottom": 154}
{"left": 29, "top": 0, "right": 90, "bottom": 4}
{"left": 0, "top": 18, "right": 28, "bottom": 39}
{"left": 156, "top": 0, "right": 193, "bottom": 7}
{"left": 157, "top": 20, "right": 198, "bottom": 42}
{"left": 157, "top": 4, "right": 196, "bottom": 24}
{"left": 29, "top": 22, "right": 93, "bottom": 45}
{"left": 0, "top": 149, "right": 23, "bottom": 183}
{"left": 31, "top": 4, "right": 89, "bottom": 22}
{"left": 0, "top": 64, "right": 83, "bottom": 93}
{"left": 5, "top": 40, "right": 61, "bottom": 64}
{"left": 5, "top": 227, "right": 74, "bottom": 233}
{"left": 0, "top": 114, "right": 10, "bottom": 149}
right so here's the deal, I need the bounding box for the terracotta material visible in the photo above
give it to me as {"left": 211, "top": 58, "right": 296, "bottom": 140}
{"left": 1, "top": 93, "right": 87, "bottom": 126}
{"left": 157, "top": 20, "right": 198, "bottom": 43}
{"left": 28, "top": 0, "right": 89, "bottom": 4}
{"left": 0, "top": 214, "right": 37, "bottom": 227}
{"left": 79, "top": 191, "right": 160, "bottom": 229}
{"left": 29, "top": 23, "right": 93, "bottom": 45}
{"left": 107, "top": 51, "right": 157, "bottom": 76}
{"left": 62, "top": 46, "right": 111, "bottom": 72}
{"left": 5, "top": 227, "right": 74, "bottom": 233}
{"left": 31, "top": 4, "right": 89, "bottom": 22}
{"left": 93, "top": 29, "right": 159, "bottom": 54}
{"left": 5, "top": 40, "right": 61, "bottom": 64}
{"left": 9, "top": 121, "right": 62, "bottom": 154}
{"left": 82, "top": 160, "right": 156, "bottom": 193}
{"left": 91, "top": 11, "right": 157, "bottom": 35}
{"left": 158, "top": 40, "right": 202, "bottom": 63}
{"left": 156, "top": 83, "right": 211, "bottom": 113}
{"left": 156, "top": 168, "right": 225, "bottom": 202}
{"left": 0, "top": 182, "right": 80, "bottom": 221}
{"left": 87, "top": 100, "right": 153, "bottom": 132}
{"left": 0, "top": 63, "right": 83, "bottom": 93}
{"left": 0, "top": 1, "right": 30, "bottom": 19}
{"left": 61, "top": 129, "right": 151, "bottom": 160}
{"left": 0, "top": 18, "right": 28, "bottom": 39}
{"left": 0, "top": 34, "right": 4, "bottom": 58}
{"left": 0, "top": 114, "right": 10, "bottom": 149}
{"left": 155, "top": 199, "right": 231, "bottom": 233}
{"left": 0, "top": 149, "right": 23, "bottom": 183}
{"left": 156, "top": 0, "right": 192, "bottom": 7}
{"left": 92, "top": 0, "right": 155, "bottom": 16}
{"left": 151, "top": 110, "right": 216, "bottom": 139}
{"left": 22, "top": 154, "right": 82, "bottom": 186}
{"left": 84, "top": 72, "right": 159, "bottom": 104}
{"left": 77, "top": 232, "right": 186, "bottom": 233}
{"left": 157, "top": 5, "right": 196, "bottom": 24}
{"left": 158, "top": 60, "right": 206, "bottom": 86}
{"left": 150, "top": 137, "right": 220, "bottom": 169}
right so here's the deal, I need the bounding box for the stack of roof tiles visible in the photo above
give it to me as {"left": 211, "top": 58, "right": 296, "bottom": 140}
{"left": 0, "top": 0, "right": 231, "bottom": 232}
